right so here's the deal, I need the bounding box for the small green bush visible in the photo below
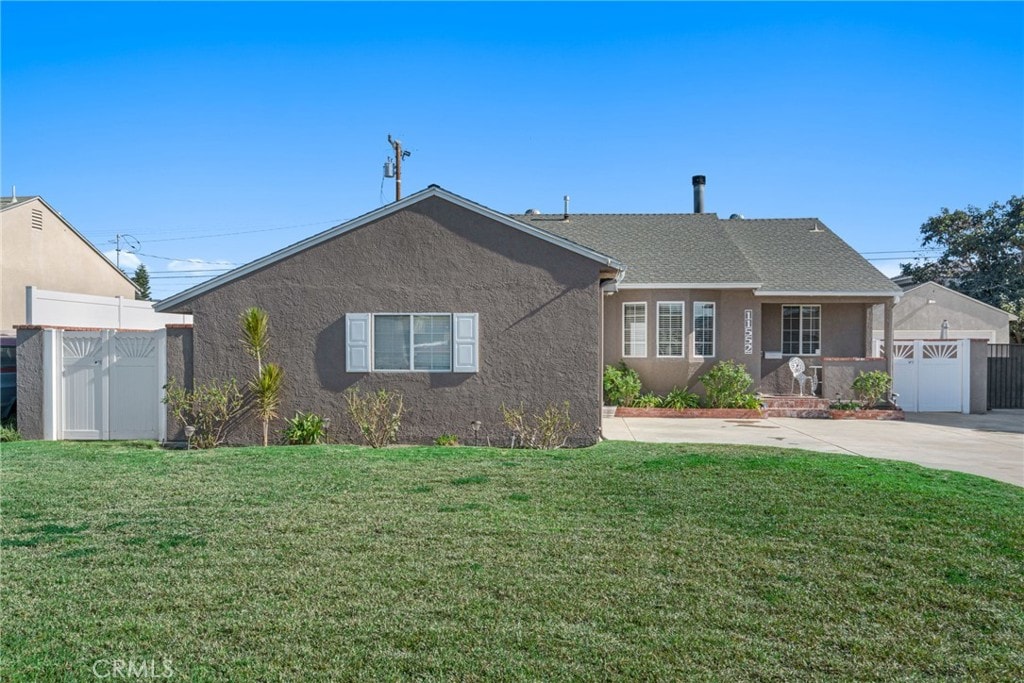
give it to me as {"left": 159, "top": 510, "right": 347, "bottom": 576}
{"left": 435, "top": 433, "right": 459, "bottom": 446}
{"left": 700, "top": 360, "right": 759, "bottom": 409}
{"left": 603, "top": 362, "right": 642, "bottom": 407}
{"left": 163, "top": 377, "right": 244, "bottom": 449}
{"left": 632, "top": 392, "right": 662, "bottom": 408}
{"left": 662, "top": 387, "right": 700, "bottom": 410}
{"left": 502, "top": 402, "right": 579, "bottom": 449}
{"left": 345, "top": 388, "right": 404, "bottom": 448}
{"left": 852, "top": 371, "right": 892, "bottom": 408}
{"left": 830, "top": 400, "right": 861, "bottom": 411}
{"left": 1, "top": 421, "right": 20, "bottom": 442}
{"left": 282, "top": 411, "right": 327, "bottom": 445}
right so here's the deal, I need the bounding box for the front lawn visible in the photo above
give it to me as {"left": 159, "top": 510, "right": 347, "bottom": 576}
{"left": 2, "top": 440, "right": 1022, "bottom": 680}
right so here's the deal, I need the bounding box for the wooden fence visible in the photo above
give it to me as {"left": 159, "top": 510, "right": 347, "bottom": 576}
{"left": 988, "top": 344, "right": 1024, "bottom": 409}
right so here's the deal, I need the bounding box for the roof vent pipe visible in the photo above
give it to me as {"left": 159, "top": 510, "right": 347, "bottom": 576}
{"left": 563, "top": 195, "right": 570, "bottom": 220}
{"left": 692, "top": 175, "right": 705, "bottom": 213}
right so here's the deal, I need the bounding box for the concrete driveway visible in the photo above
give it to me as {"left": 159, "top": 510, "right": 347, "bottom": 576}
{"left": 603, "top": 410, "right": 1024, "bottom": 486}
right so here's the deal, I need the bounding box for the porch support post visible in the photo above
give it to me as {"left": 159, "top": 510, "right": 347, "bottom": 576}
{"left": 883, "top": 298, "right": 895, "bottom": 377}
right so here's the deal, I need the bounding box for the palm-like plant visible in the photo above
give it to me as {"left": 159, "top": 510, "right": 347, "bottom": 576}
{"left": 251, "top": 363, "right": 284, "bottom": 447}
{"left": 240, "top": 307, "right": 284, "bottom": 446}
{"left": 240, "top": 307, "right": 270, "bottom": 371}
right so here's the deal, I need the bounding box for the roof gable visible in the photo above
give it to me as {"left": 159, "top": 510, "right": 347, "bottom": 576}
{"left": 1, "top": 196, "right": 139, "bottom": 292}
{"left": 901, "top": 281, "right": 1018, "bottom": 320}
{"left": 155, "top": 186, "right": 622, "bottom": 312}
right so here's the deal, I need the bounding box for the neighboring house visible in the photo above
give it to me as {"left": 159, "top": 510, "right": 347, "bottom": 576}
{"left": 153, "top": 184, "right": 900, "bottom": 446}
{"left": 869, "top": 279, "right": 1017, "bottom": 344}
{"left": 1, "top": 196, "right": 139, "bottom": 333}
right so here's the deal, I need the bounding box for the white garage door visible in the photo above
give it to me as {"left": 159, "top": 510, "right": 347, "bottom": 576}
{"left": 891, "top": 340, "right": 970, "bottom": 413}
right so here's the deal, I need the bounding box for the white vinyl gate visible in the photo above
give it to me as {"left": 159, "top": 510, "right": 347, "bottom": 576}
{"left": 889, "top": 339, "right": 971, "bottom": 413}
{"left": 47, "top": 329, "right": 166, "bottom": 440}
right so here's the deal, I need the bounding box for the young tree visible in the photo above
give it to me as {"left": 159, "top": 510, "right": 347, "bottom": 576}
{"left": 240, "top": 307, "right": 284, "bottom": 447}
{"left": 132, "top": 264, "right": 152, "bottom": 300}
{"left": 900, "top": 196, "right": 1023, "bottom": 309}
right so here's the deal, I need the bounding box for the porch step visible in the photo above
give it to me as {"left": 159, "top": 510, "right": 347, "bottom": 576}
{"left": 761, "top": 395, "right": 832, "bottom": 419}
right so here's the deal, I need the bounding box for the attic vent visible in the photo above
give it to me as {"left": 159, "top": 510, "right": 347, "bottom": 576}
{"left": 31, "top": 208, "right": 43, "bottom": 230}
{"left": 729, "top": 213, "right": 744, "bottom": 220}
{"left": 525, "top": 208, "right": 541, "bottom": 215}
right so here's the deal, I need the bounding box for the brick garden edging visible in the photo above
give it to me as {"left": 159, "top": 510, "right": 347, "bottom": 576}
{"left": 614, "top": 407, "right": 764, "bottom": 419}
{"left": 829, "top": 409, "right": 905, "bottom": 421}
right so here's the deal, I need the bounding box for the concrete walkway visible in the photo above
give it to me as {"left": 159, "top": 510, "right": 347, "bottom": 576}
{"left": 603, "top": 410, "right": 1024, "bottom": 486}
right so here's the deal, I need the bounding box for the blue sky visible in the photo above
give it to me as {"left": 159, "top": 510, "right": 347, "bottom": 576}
{"left": 3, "top": 1, "right": 1022, "bottom": 299}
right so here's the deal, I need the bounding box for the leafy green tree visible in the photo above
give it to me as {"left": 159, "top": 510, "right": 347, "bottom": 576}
{"left": 900, "top": 196, "right": 1023, "bottom": 309}
{"left": 240, "top": 307, "right": 284, "bottom": 447}
{"left": 1001, "top": 299, "right": 1024, "bottom": 344}
{"left": 132, "top": 264, "right": 152, "bottom": 300}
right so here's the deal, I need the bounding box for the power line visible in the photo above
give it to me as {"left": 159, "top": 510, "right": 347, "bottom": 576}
{"left": 89, "top": 216, "right": 345, "bottom": 244}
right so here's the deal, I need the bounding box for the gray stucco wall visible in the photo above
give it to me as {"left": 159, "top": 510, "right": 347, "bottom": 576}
{"left": 759, "top": 301, "right": 874, "bottom": 395}
{"left": 174, "top": 197, "right": 606, "bottom": 446}
{"left": 822, "top": 357, "right": 886, "bottom": 402}
{"left": 970, "top": 338, "right": 987, "bottom": 414}
{"left": 870, "top": 283, "right": 1013, "bottom": 343}
{"left": 14, "top": 327, "right": 44, "bottom": 440}
{"left": 602, "top": 289, "right": 761, "bottom": 396}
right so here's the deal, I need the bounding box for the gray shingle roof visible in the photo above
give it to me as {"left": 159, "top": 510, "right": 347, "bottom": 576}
{"left": 515, "top": 212, "right": 900, "bottom": 294}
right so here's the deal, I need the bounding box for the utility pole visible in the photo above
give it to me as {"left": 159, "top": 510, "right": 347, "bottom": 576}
{"left": 113, "top": 233, "right": 139, "bottom": 270}
{"left": 386, "top": 134, "right": 411, "bottom": 201}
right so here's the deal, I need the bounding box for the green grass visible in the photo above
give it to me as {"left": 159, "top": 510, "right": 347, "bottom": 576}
{"left": 2, "top": 440, "right": 1022, "bottom": 681}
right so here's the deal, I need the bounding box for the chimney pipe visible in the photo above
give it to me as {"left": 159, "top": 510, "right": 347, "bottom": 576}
{"left": 692, "top": 175, "right": 705, "bottom": 213}
{"left": 563, "top": 195, "right": 570, "bottom": 220}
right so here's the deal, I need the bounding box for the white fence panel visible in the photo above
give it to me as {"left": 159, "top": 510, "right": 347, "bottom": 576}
{"left": 61, "top": 331, "right": 106, "bottom": 439}
{"left": 27, "top": 287, "right": 191, "bottom": 330}
{"left": 883, "top": 339, "right": 969, "bottom": 413}
{"left": 50, "top": 329, "right": 165, "bottom": 440}
{"left": 109, "top": 332, "right": 161, "bottom": 439}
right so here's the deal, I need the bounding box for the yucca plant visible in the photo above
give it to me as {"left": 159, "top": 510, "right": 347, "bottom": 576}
{"left": 251, "top": 363, "right": 284, "bottom": 447}
{"left": 240, "top": 307, "right": 284, "bottom": 446}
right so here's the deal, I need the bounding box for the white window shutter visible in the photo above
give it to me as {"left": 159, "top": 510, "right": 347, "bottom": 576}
{"left": 346, "top": 313, "right": 371, "bottom": 372}
{"left": 452, "top": 313, "right": 479, "bottom": 373}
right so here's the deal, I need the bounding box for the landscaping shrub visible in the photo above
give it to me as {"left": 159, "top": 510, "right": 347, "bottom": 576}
{"left": 240, "top": 307, "right": 285, "bottom": 447}
{"left": 1, "top": 420, "right": 20, "bottom": 442}
{"left": 852, "top": 370, "right": 893, "bottom": 408}
{"left": 163, "top": 377, "right": 245, "bottom": 449}
{"left": 662, "top": 387, "right": 700, "bottom": 410}
{"left": 603, "top": 362, "right": 642, "bottom": 406}
{"left": 501, "top": 402, "right": 579, "bottom": 449}
{"left": 282, "top": 411, "right": 327, "bottom": 445}
{"left": 829, "top": 400, "right": 861, "bottom": 411}
{"left": 344, "top": 388, "right": 403, "bottom": 448}
{"left": 434, "top": 433, "right": 459, "bottom": 446}
{"left": 632, "top": 392, "right": 662, "bottom": 408}
{"left": 700, "top": 360, "right": 759, "bottom": 409}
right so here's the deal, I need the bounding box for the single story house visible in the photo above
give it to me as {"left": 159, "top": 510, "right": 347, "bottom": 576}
{"left": 869, "top": 278, "right": 1017, "bottom": 344}
{"left": 152, "top": 182, "right": 901, "bottom": 446}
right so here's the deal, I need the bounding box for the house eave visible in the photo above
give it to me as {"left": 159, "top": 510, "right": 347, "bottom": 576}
{"left": 754, "top": 290, "right": 901, "bottom": 298}
{"left": 155, "top": 186, "right": 623, "bottom": 313}
{"left": 617, "top": 282, "right": 762, "bottom": 290}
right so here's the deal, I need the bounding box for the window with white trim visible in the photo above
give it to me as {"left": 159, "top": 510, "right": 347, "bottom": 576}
{"left": 693, "top": 302, "right": 715, "bottom": 357}
{"left": 782, "top": 305, "right": 821, "bottom": 356}
{"left": 656, "top": 302, "right": 684, "bottom": 357}
{"left": 345, "top": 313, "right": 478, "bottom": 373}
{"left": 623, "top": 303, "right": 647, "bottom": 357}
